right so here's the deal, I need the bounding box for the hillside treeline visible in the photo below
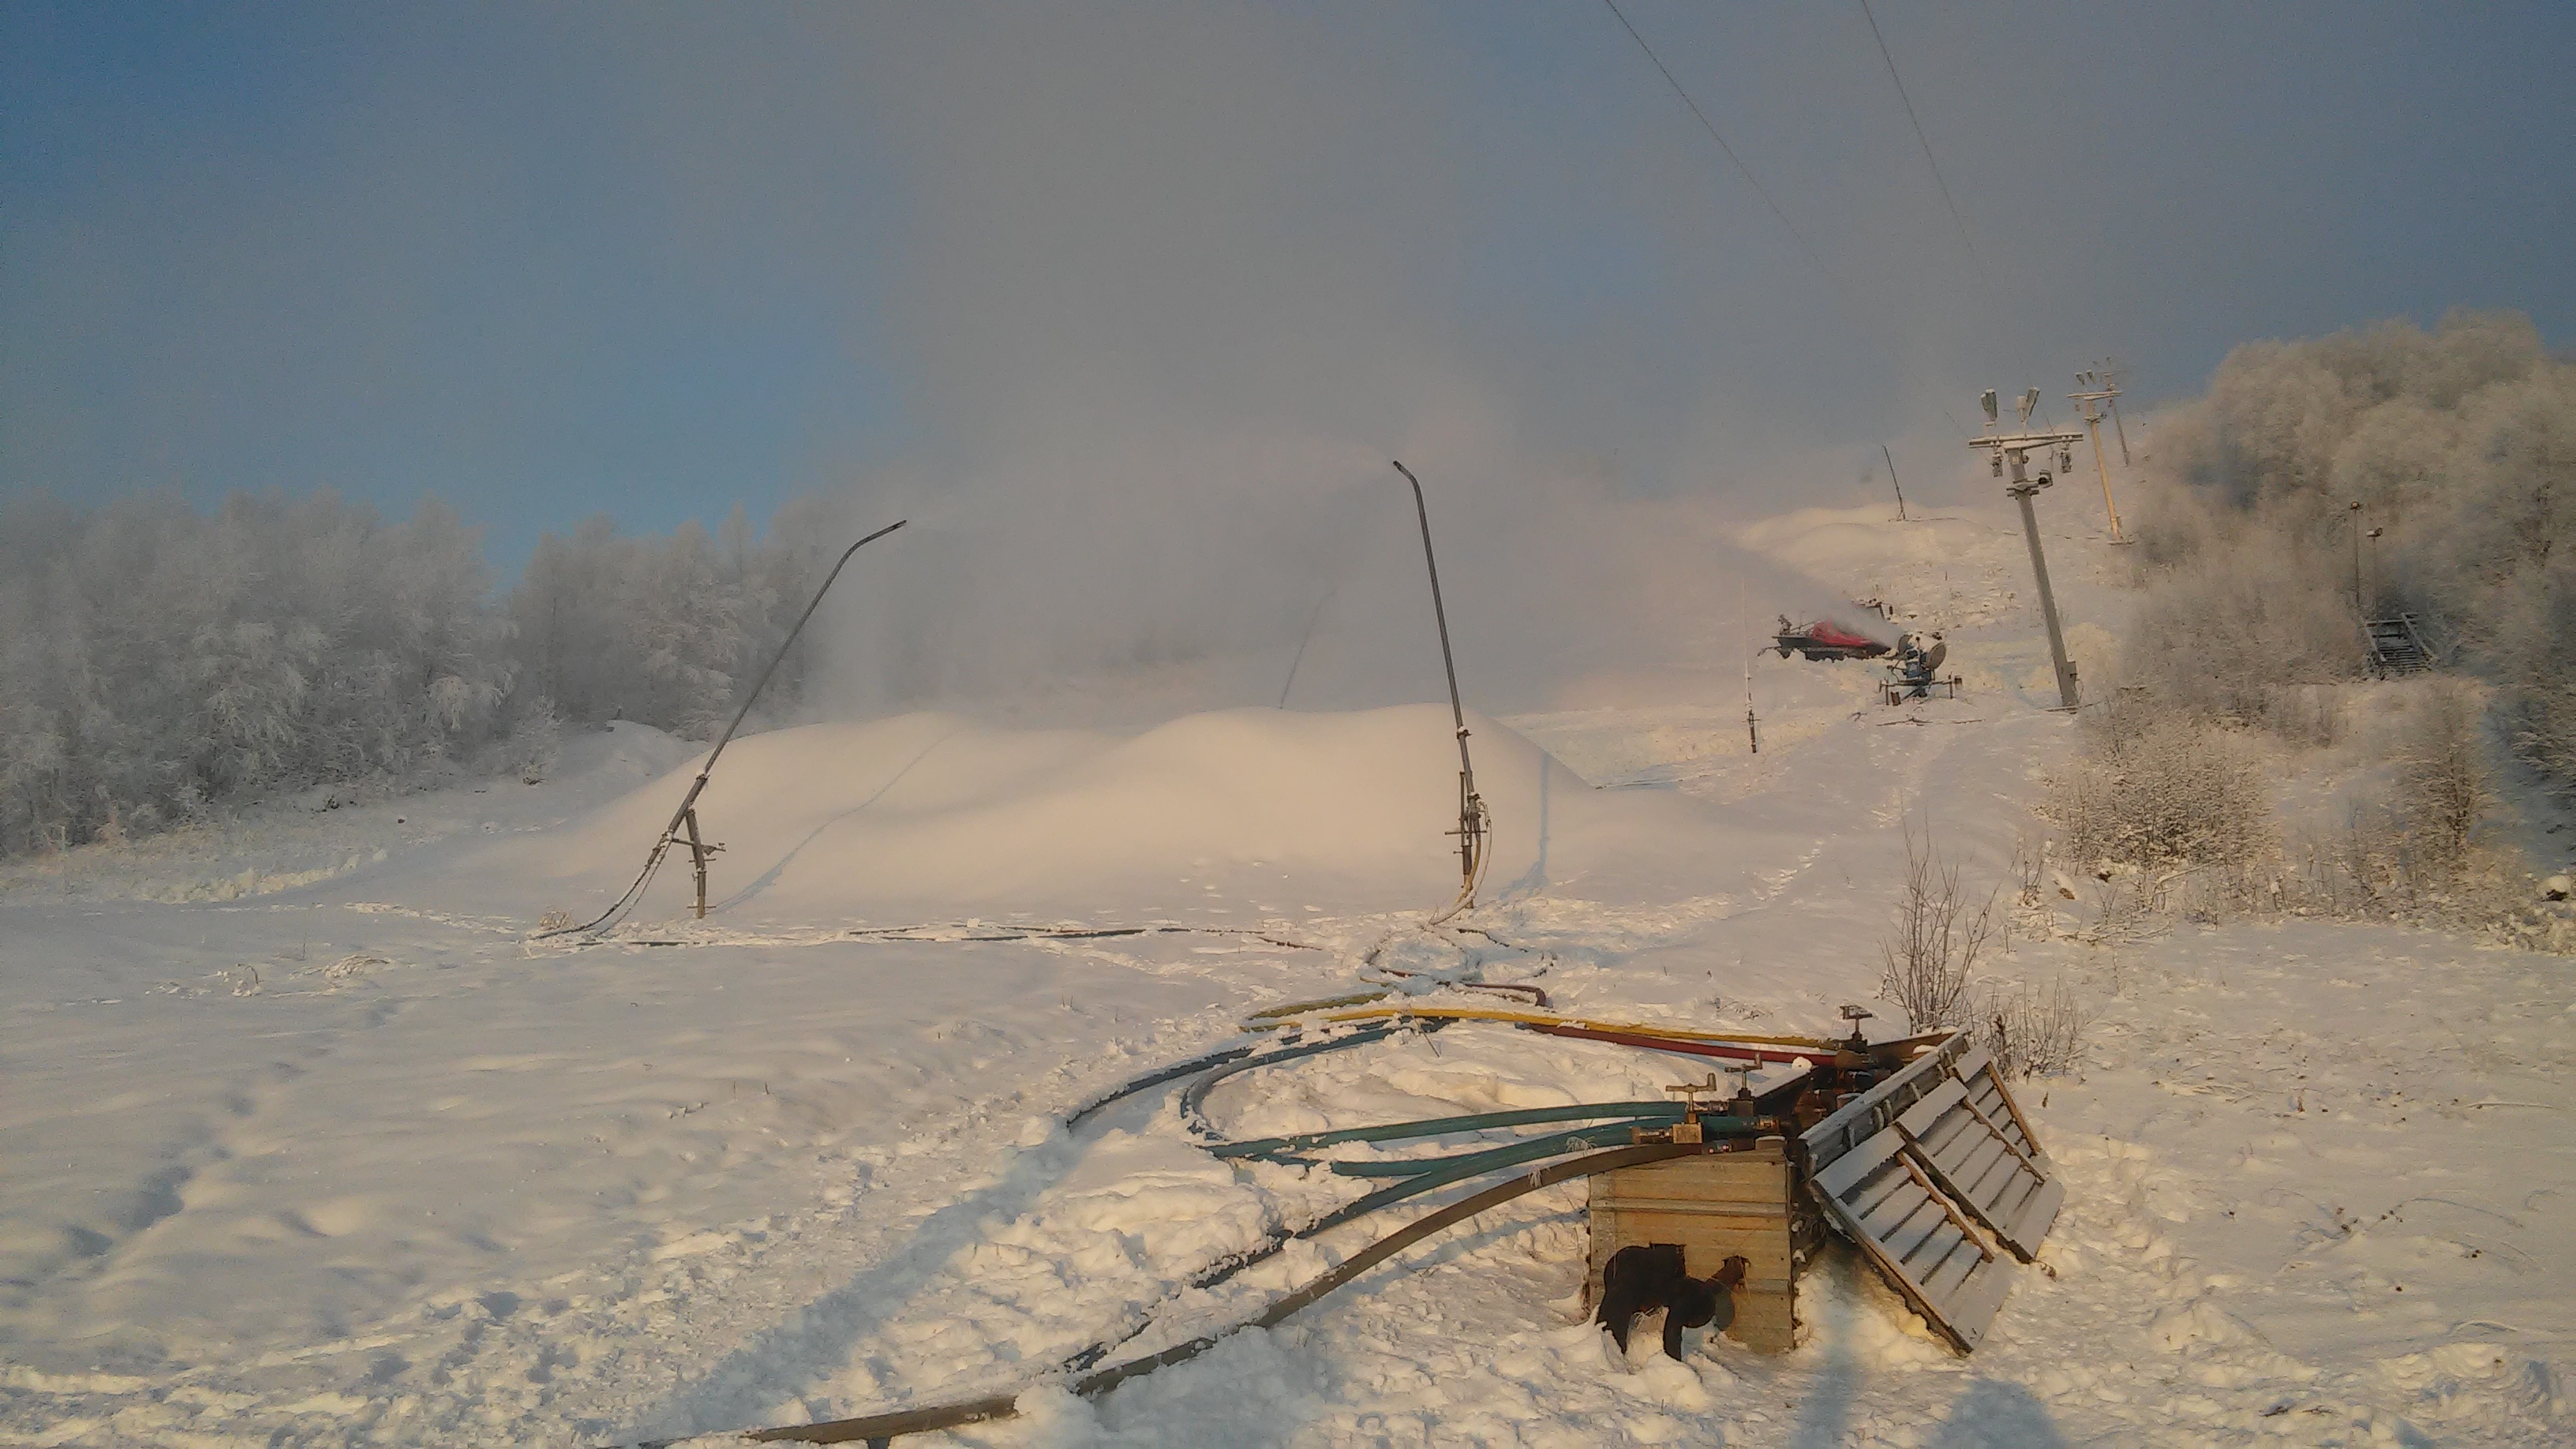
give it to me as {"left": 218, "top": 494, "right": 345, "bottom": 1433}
{"left": 0, "top": 490, "right": 844, "bottom": 855}
{"left": 2121, "top": 309, "right": 2576, "bottom": 784}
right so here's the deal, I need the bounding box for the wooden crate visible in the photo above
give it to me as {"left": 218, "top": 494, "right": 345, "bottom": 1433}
{"left": 1586, "top": 1139, "right": 1817, "bottom": 1354}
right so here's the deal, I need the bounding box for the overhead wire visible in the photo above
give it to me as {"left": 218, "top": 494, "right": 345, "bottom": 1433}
{"left": 1855, "top": 0, "right": 1986, "bottom": 289}
{"left": 1598, "top": 0, "right": 1983, "bottom": 439}
{"left": 1599, "top": 0, "right": 1858, "bottom": 313}
{"left": 1852, "top": 1, "right": 2086, "bottom": 434}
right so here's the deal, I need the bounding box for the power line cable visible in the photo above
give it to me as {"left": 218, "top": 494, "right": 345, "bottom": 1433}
{"left": 1600, "top": 0, "right": 1970, "bottom": 438}
{"left": 1855, "top": 0, "right": 1986, "bottom": 288}
{"left": 1599, "top": 0, "right": 1854, "bottom": 309}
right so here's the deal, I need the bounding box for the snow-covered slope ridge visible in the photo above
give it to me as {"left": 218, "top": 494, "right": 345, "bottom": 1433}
{"left": 466, "top": 705, "right": 1734, "bottom": 923}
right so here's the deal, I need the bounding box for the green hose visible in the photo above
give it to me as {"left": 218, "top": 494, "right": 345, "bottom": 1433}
{"left": 1214, "top": 1099, "right": 1687, "bottom": 1159}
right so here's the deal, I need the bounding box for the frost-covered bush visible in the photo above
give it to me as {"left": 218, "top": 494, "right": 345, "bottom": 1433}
{"left": 506, "top": 500, "right": 841, "bottom": 741}
{"left": 0, "top": 487, "right": 858, "bottom": 856}
{"left": 1878, "top": 820, "right": 1996, "bottom": 1033}
{"left": 2398, "top": 679, "right": 2491, "bottom": 873}
{"left": 2114, "top": 514, "right": 2360, "bottom": 739}
{"left": 1981, "top": 975, "right": 2088, "bottom": 1080}
{"left": 2489, "top": 561, "right": 2576, "bottom": 798}
{"left": 2042, "top": 701, "right": 2275, "bottom": 874}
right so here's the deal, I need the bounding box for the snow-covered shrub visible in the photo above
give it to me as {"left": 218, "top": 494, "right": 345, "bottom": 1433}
{"left": 2115, "top": 500, "right": 2361, "bottom": 742}
{"left": 496, "top": 696, "right": 563, "bottom": 784}
{"left": 2491, "top": 562, "right": 2576, "bottom": 796}
{"left": 0, "top": 487, "right": 851, "bottom": 856}
{"left": 1982, "top": 975, "right": 2088, "bottom": 1080}
{"left": 1878, "top": 819, "right": 1997, "bottom": 1033}
{"left": 2398, "top": 680, "right": 2491, "bottom": 873}
{"left": 504, "top": 500, "right": 837, "bottom": 740}
{"left": 2042, "top": 702, "right": 2275, "bottom": 874}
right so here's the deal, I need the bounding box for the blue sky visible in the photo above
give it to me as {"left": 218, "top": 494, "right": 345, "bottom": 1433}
{"left": 6, "top": 1, "right": 2571, "bottom": 574}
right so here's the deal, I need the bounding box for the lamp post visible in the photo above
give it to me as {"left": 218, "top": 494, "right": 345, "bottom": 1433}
{"left": 2349, "top": 500, "right": 2365, "bottom": 617}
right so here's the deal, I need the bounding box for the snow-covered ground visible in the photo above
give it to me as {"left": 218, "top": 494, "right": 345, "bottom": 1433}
{"left": 4, "top": 501, "right": 2569, "bottom": 1447}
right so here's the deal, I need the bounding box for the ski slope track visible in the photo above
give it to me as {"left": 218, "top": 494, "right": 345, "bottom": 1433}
{"left": 3, "top": 502, "right": 2569, "bottom": 1447}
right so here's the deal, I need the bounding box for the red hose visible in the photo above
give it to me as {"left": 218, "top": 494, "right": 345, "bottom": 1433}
{"left": 1522, "top": 1021, "right": 1843, "bottom": 1065}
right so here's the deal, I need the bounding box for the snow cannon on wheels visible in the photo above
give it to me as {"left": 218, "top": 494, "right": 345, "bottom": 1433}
{"left": 1881, "top": 631, "right": 1961, "bottom": 705}
{"left": 1773, "top": 615, "right": 1891, "bottom": 661}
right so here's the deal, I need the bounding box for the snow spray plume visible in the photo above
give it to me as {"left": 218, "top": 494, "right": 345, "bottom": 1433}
{"left": 538, "top": 519, "right": 907, "bottom": 939}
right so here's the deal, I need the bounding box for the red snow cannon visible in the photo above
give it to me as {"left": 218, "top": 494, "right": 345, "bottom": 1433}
{"left": 1773, "top": 616, "right": 1891, "bottom": 661}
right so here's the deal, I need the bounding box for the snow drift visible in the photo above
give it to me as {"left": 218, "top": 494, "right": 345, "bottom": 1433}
{"left": 470, "top": 704, "right": 1739, "bottom": 925}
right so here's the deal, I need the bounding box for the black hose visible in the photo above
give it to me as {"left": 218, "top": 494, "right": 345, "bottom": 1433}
{"left": 1174, "top": 1022, "right": 1410, "bottom": 1137}
{"left": 1063, "top": 1041, "right": 1262, "bottom": 1132}
{"left": 727, "top": 1142, "right": 1713, "bottom": 1445}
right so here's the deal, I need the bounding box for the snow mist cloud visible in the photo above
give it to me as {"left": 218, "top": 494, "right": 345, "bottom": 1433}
{"left": 793, "top": 2, "right": 1876, "bottom": 721}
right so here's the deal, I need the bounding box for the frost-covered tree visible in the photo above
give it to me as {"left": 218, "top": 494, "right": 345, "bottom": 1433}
{"left": 2125, "top": 310, "right": 2576, "bottom": 789}
{"left": 499, "top": 500, "right": 839, "bottom": 740}
{"left": 0, "top": 485, "right": 859, "bottom": 856}
{"left": 0, "top": 490, "right": 516, "bottom": 853}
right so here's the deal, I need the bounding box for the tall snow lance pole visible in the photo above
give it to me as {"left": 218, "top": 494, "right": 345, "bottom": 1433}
{"left": 1391, "top": 462, "right": 1488, "bottom": 918}
{"left": 1742, "top": 576, "right": 1759, "bottom": 754}
{"left": 538, "top": 519, "right": 908, "bottom": 938}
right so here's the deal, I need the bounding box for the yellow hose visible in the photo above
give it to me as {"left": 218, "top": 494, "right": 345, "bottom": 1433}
{"left": 1253, "top": 1001, "right": 1840, "bottom": 1050}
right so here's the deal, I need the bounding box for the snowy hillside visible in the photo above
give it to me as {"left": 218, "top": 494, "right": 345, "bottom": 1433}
{"left": 3, "top": 500, "right": 2569, "bottom": 1447}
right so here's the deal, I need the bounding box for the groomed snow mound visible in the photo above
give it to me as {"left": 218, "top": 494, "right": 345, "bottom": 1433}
{"left": 470, "top": 704, "right": 1735, "bottom": 923}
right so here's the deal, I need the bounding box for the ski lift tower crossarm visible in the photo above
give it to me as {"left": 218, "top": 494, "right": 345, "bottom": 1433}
{"left": 1971, "top": 388, "right": 2088, "bottom": 711}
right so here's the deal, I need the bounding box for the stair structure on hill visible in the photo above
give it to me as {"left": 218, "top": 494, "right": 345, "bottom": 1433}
{"left": 2363, "top": 614, "right": 2436, "bottom": 677}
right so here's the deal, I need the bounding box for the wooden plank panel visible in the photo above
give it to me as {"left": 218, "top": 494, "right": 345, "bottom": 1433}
{"left": 1880, "top": 1197, "right": 1953, "bottom": 1262}
{"left": 1963, "top": 1060, "right": 2046, "bottom": 1164}
{"left": 1919, "top": 1234, "right": 1987, "bottom": 1298}
{"left": 1953, "top": 1046, "right": 1998, "bottom": 1084}
{"left": 1604, "top": 1162, "right": 1789, "bottom": 1204}
{"left": 1896, "top": 1072, "right": 2055, "bottom": 1264}
{"left": 1812, "top": 1166, "right": 2013, "bottom": 1354}
{"left": 2009, "top": 1174, "right": 2065, "bottom": 1247}
{"left": 1848, "top": 1163, "right": 1921, "bottom": 1228}
{"left": 1802, "top": 1034, "right": 1971, "bottom": 1176}
{"left": 1941, "top": 1254, "right": 2013, "bottom": 1352}
{"left": 1855, "top": 1173, "right": 1933, "bottom": 1239}
{"left": 1977, "top": 1163, "right": 2036, "bottom": 1226}
{"left": 1798, "top": 1035, "right": 2046, "bottom": 1354}
{"left": 1896, "top": 1077, "right": 1969, "bottom": 1139}
{"left": 1945, "top": 1133, "right": 2013, "bottom": 1197}
{"left": 1816, "top": 1125, "right": 1908, "bottom": 1200}
{"left": 1968, "top": 1080, "right": 2033, "bottom": 1159}
{"left": 1903, "top": 1220, "right": 1965, "bottom": 1277}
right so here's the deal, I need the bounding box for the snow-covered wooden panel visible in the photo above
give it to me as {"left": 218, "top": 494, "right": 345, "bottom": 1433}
{"left": 1798, "top": 1032, "right": 2065, "bottom": 1350}
{"left": 1808, "top": 1123, "right": 2012, "bottom": 1351}
{"left": 1956, "top": 1048, "right": 2046, "bottom": 1163}
{"left": 1893, "top": 1075, "right": 2059, "bottom": 1262}
{"left": 1800, "top": 1032, "right": 1973, "bottom": 1178}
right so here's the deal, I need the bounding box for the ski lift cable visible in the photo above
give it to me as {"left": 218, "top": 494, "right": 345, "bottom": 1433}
{"left": 1855, "top": 0, "right": 1988, "bottom": 291}
{"left": 1600, "top": 0, "right": 1977, "bottom": 440}
{"left": 1599, "top": 1, "right": 1855, "bottom": 312}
